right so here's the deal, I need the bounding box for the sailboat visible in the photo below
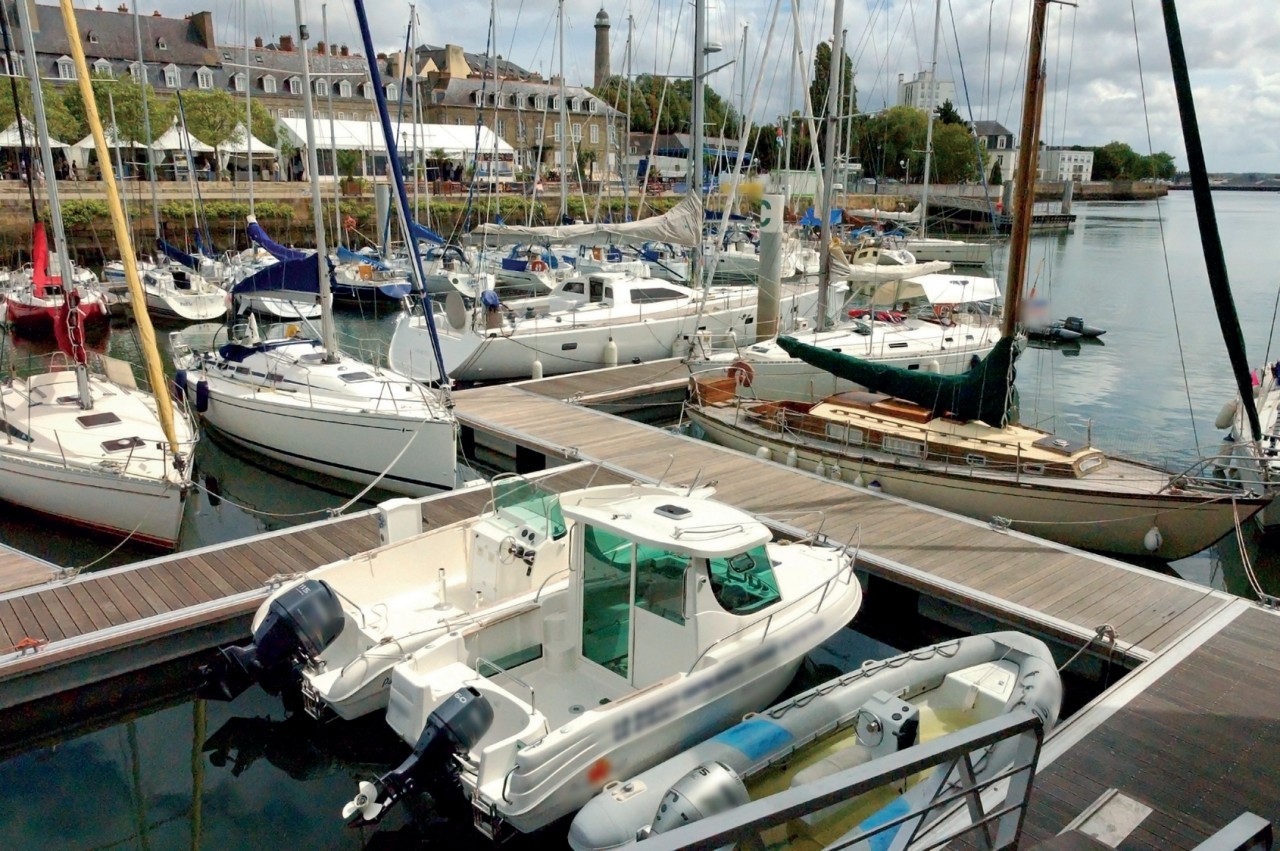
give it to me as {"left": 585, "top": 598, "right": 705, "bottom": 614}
{"left": 0, "top": 0, "right": 196, "bottom": 549}
{"left": 171, "top": 0, "right": 458, "bottom": 497}
{"left": 684, "top": 0, "right": 1269, "bottom": 561}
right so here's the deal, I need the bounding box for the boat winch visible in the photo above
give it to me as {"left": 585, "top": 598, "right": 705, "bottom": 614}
{"left": 343, "top": 686, "right": 495, "bottom": 826}
{"left": 645, "top": 761, "right": 750, "bottom": 838}
{"left": 198, "top": 579, "right": 344, "bottom": 701}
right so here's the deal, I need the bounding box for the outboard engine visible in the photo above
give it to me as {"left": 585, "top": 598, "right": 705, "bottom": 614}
{"left": 343, "top": 686, "right": 495, "bottom": 825}
{"left": 646, "top": 761, "right": 750, "bottom": 837}
{"left": 198, "top": 579, "right": 344, "bottom": 701}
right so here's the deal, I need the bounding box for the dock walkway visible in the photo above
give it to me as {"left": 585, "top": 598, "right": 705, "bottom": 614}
{"left": 0, "top": 544, "right": 58, "bottom": 596}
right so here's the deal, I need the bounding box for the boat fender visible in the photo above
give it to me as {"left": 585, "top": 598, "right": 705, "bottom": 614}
{"left": 1214, "top": 399, "right": 1239, "bottom": 430}
{"left": 727, "top": 359, "right": 755, "bottom": 387}
{"left": 172, "top": 369, "right": 187, "bottom": 403}
{"left": 648, "top": 761, "right": 749, "bottom": 836}
{"left": 343, "top": 686, "right": 495, "bottom": 826}
{"left": 785, "top": 447, "right": 799, "bottom": 468}
{"left": 755, "top": 446, "right": 772, "bottom": 462}
{"left": 604, "top": 337, "right": 618, "bottom": 368}
{"left": 195, "top": 379, "right": 210, "bottom": 413}
{"left": 531, "top": 358, "right": 544, "bottom": 380}
{"left": 1143, "top": 526, "right": 1163, "bottom": 553}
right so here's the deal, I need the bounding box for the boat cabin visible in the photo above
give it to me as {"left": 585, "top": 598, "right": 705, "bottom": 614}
{"left": 546, "top": 274, "right": 693, "bottom": 313}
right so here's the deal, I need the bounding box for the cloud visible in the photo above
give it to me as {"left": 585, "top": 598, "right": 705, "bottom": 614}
{"left": 134, "top": 0, "right": 1276, "bottom": 171}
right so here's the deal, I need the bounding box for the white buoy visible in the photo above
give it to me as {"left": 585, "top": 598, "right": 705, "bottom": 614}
{"left": 853, "top": 473, "right": 865, "bottom": 488}
{"left": 1143, "top": 526, "right": 1163, "bottom": 553}
{"left": 785, "top": 447, "right": 799, "bottom": 468}
{"left": 531, "top": 358, "right": 544, "bottom": 380}
{"left": 867, "top": 480, "right": 882, "bottom": 492}
{"left": 814, "top": 460, "right": 828, "bottom": 478}
{"left": 603, "top": 337, "right": 618, "bottom": 367}
{"left": 829, "top": 464, "right": 842, "bottom": 481}
{"left": 925, "top": 360, "right": 941, "bottom": 373}
{"left": 1214, "top": 399, "right": 1239, "bottom": 430}
{"left": 755, "top": 446, "right": 772, "bottom": 462}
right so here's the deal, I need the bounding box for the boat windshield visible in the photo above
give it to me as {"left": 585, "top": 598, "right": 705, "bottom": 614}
{"left": 492, "top": 478, "right": 567, "bottom": 540}
{"left": 708, "top": 544, "right": 781, "bottom": 616}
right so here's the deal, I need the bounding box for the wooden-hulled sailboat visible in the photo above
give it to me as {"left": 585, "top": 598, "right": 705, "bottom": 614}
{"left": 0, "top": 0, "right": 196, "bottom": 549}
{"left": 685, "top": 0, "right": 1269, "bottom": 561}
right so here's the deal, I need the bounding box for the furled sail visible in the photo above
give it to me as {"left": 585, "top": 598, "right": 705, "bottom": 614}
{"left": 468, "top": 194, "right": 703, "bottom": 247}
{"left": 775, "top": 335, "right": 1019, "bottom": 428}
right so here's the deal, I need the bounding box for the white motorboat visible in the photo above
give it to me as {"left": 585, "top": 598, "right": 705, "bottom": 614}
{"left": 171, "top": 319, "right": 457, "bottom": 495}
{"left": 198, "top": 472, "right": 716, "bottom": 721}
{"left": 569, "top": 632, "right": 1061, "bottom": 850}
{"left": 105, "top": 257, "right": 227, "bottom": 322}
{"left": 0, "top": 353, "right": 197, "bottom": 549}
{"left": 389, "top": 272, "right": 823, "bottom": 383}
{"left": 341, "top": 486, "right": 862, "bottom": 838}
{"left": 894, "top": 234, "right": 995, "bottom": 266}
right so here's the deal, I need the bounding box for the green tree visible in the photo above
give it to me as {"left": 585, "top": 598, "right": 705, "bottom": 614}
{"left": 990, "top": 158, "right": 1003, "bottom": 185}
{"left": 248, "top": 100, "right": 278, "bottom": 150}
{"left": 590, "top": 74, "right": 739, "bottom": 137}
{"left": 931, "top": 122, "right": 983, "bottom": 183}
{"left": 66, "top": 74, "right": 174, "bottom": 146}
{"left": 0, "top": 79, "right": 84, "bottom": 142}
{"left": 935, "top": 99, "right": 968, "bottom": 129}
{"left": 178, "top": 90, "right": 243, "bottom": 160}
{"left": 856, "top": 105, "right": 927, "bottom": 180}
{"left": 808, "top": 41, "right": 856, "bottom": 151}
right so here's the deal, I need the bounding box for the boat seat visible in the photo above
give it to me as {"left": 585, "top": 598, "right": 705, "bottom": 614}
{"left": 790, "top": 743, "right": 876, "bottom": 790}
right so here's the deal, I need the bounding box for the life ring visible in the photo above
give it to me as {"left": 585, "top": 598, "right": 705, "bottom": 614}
{"left": 932, "top": 303, "right": 957, "bottom": 325}
{"left": 342, "top": 215, "right": 358, "bottom": 231}
{"left": 529, "top": 259, "right": 549, "bottom": 273}
{"left": 727, "top": 359, "right": 755, "bottom": 387}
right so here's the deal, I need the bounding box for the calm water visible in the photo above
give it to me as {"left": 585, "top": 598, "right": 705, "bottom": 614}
{"left": 1, "top": 192, "right": 1279, "bottom": 849}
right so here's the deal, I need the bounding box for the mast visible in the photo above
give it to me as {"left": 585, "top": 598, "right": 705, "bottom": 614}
{"left": 131, "top": 0, "right": 159, "bottom": 239}
{"left": 323, "top": 4, "right": 341, "bottom": 245}
{"left": 0, "top": 3, "right": 37, "bottom": 220}
{"left": 622, "top": 12, "right": 633, "bottom": 220}
{"left": 918, "top": 0, "right": 943, "bottom": 239}
{"left": 53, "top": 0, "right": 180, "bottom": 448}
{"left": 293, "top": 0, "right": 339, "bottom": 360}
{"left": 107, "top": 92, "right": 132, "bottom": 235}
{"left": 815, "top": 0, "right": 846, "bottom": 331}
{"left": 244, "top": 0, "right": 254, "bottom": 217}
{"left": 1159, "top": 0, "right": 1260, "bottom": 442}
{"left": 557, "top": 0, "right": 569, "bottom": 221}
{"left": 1000, "top": 0, "right": 1049, "bottom": 340}
{"left": 691, "top": 0, "right": 706, "bottom": 199}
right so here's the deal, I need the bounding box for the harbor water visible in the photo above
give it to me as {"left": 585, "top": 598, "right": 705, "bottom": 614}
{"left": 0, "top": 191, "right": 1278, "bottom": 848}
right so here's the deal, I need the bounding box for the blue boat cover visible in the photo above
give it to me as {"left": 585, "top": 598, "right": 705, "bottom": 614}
{"left": 230, "top": 254, "right": 324, "bottom": 296}
{"left": 336, "top": 245, "right": 390, "bottom": 271}
{"left": 247, "top": 218, "right": 310, "bottom": 262}
{"left": 409, "top": 221, "right": 445, "bottom": 245}
{"left": 156, "top": 238, "right": 198, "bottom": 271}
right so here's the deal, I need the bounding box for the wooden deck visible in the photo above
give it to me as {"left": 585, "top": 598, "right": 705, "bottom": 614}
{"left": 454, "top": 381, "right": 1237, "bottom": 662}
{"left": 0, "top": 463, "right": 623, "bottom": 713}
{"left": 512, "top": 357, "right": 691, "bottom": 404}
{"left": 0, "top": 544, "right": 58, "bottom": 596}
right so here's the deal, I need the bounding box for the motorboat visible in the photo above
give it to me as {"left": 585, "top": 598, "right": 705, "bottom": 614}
{"left": 569, "top": 632, "right": 1061, "bottom": 850}
{"left": 198, "top": 472, "right": 709, "bottom": 721}
{"left": 686, "top": 336, "right": 1269, "bottom": 560}
{"left": 341, "top": 487, "right": 862, "bottom": 838}
{"left": 893, "top": 233, "right": 995, "bottom": 267}
{"left": 170, "top": 316, "right": 458, "bottom": 495}
{"left": 0, "top": 350, "right": 197, "bottom": 549}
{"left": 1026, "top": 316, "right": 1106, "bottom": 342}
{"left": 104, "top": 256, "right": 227, "bottom": 322}
{"left": 388, "top": 272, "right": 824, "bottom": 383}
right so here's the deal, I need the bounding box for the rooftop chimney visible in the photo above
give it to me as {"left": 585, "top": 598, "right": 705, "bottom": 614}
{"left": 340, "top": 44, "right": 349, "bottom": 57}
{"left": 254, "top": 36, "right": 264, "bottom": 49}
{"left": 191, "top": 10, "right": 216, "bottom": 50}
{"left": 279, "top": 34, "right": 294, "bottom": 52}
{"left": 330, "top": 43, "right": 337, "bottom": 55}
{"left": 442, "top": 44, "right": 469, "bottom": 79}
{"left": 117, "top": 3, "right": 127, "bottom": 12}
{"left": 152, "top": 9, "right": 161, "bottom": 16}
{"left": 316, "top": 41, "right": 326, "bottom": 54}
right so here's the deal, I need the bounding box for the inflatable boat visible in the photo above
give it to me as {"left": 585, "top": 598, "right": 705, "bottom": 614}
{"left": 568, "top": 631, "right": 1062, "bottom": 850}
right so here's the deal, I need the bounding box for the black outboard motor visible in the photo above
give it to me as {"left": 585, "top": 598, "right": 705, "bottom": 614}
{"left": 343, "top": 686, "right": 495, "bottom": 826}
{"left": 199, "top": 579, "right": 345, "bottom": 701}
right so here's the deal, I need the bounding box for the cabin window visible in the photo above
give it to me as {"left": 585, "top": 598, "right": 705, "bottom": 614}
{"left": 635, "top": 544, "right": 688, "bottom": 625}
{"left": 562, "top": 281, "right": 585, "bottom": 295}
{"left": 77, "top": 412, "right": 123, "bottom": 429}
{"left": 493, "top": 478, "right": 566, "bottom": 539}
{"left": 1, "top": 419, "right": 32, "bottom": 443}
{"left": 964, "top": 453, "right": 987, "bottom": 467}
{"left": 337, "top": 372, "right": 373, "bottom": 382}
{"left": 589, "top": 279, "right": 605, "bottom": 303}
{"left": 1022, "top": 463, "right": 1045, "bottom": 475}
{"left": 630, "top": 287, "right": 684, "bottom": 303}
{"left": 708, "top": 545, "right": 780, "bottom": 616}
{"left": 883, "top": 436, "right": 925, "bottom": 458}
{"left": 580, "top": 524, "right": 633, "bottom": 677}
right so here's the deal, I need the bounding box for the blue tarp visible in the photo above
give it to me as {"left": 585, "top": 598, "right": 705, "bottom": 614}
{"left": 336, "top": 245, "right": 390, "bottom": 271}
{"left": 247, "top": 218, "right": 310, "bottom": 263}
{"left": 156, "top": 238, "right": 198, "bottom": 271}
{"left": 230, "top": 254, "right": 323, "bottom": 297}
{"left": 799, "top": 207, "right": 844, "bottom": 227}
{"left": 409, "top": 221, "right": 445, "bottom": 245}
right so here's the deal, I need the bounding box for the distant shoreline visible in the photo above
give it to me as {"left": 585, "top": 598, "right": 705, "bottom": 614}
{"left": 1168, "top": 184, "right": 1280, "bottom": 192}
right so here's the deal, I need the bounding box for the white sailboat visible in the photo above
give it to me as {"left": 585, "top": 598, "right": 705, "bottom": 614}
{"left": 170, "top": 0, "right": 458, "bottom": 497}
{"left": 0, "top": 0, "right": 197, "bottom": 549}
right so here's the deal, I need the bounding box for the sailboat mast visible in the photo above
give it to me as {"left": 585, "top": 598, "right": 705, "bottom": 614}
{"left": 1159, "top": 0, "right": 1261, "bottom": 442}
{"left": 0, "top": 4, "right": 37, "bottom": 220}
{"left": 1000, "top": 0, "right": 1049, "bottom": 340}
{"left": 293, "top": 0, "right": 338, "bottom": 359}
{"left": 323, "top": 4, "right": 341, "bottom": 245}
{"left": 557, "top": 0, "right": 569, "bottom": 221}
{"left": 131, "top": 0, "right": 160, "bottom": 238}
{"left": 53, "top": 0, "right": 180, "bottom": 449}
{"left": 107, "top": 92, "right": 133, "bottom": 235}
{"left": 622, "top": 13, "right": 633, "bottom": 220}
{"left": 815, "top": 0, "right": 846, "bottom": 332}
{"left": 918, "top": 0, "right": 943, "bottom": 240}
{"left": 244, "top": 0, "right": 254, "bottom": 217}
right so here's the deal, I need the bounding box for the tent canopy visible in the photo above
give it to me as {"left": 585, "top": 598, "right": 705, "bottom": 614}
{"left": 151, "top": 125, "right": 215, "bottom": 153}
{"left": 72, "top": 125, "right": 145, "bottom": 150}
{"left": 276, "top": 117, "right": 514, "bottom": 158}
{"left": 870, "top": 273, "right": 1002, "bottom": 306}
{"left": 220, "top": 123, "right": 277, "bottom": 156}
{"left": 0, "top": 120, "right": 68, "bottom": 148}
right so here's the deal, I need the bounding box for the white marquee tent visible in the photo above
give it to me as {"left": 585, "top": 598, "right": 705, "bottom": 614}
{"left": 275, "top": 117, "right": 514, "bottom": 168}
{"left": 0, "top": 120, "right": 68, "bottom": 148}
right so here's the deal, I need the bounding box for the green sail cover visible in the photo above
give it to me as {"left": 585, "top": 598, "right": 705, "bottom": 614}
{"left": 775, "top": 335, "right": 1019, "bottom": 427}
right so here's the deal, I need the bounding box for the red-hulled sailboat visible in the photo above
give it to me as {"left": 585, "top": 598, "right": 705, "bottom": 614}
{"left": 2, "top": 222, "right": 109, "bottom": 339}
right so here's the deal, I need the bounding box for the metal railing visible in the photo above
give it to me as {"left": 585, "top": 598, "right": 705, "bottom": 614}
{"left": 475, "top": 655, "right": 536, "bottom": 713}
{"left": 638, "top": 709, "right": 1044, "bottom": 851}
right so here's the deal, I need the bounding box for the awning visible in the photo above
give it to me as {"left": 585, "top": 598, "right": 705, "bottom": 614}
{"left": 151, "top": 125, "right": 215, "bottom": 153}
{"left": 870, "top": 273, "right": 1002, "bottom": 305}
{"left": 0, "top": 120, "right": 68, "bottom": 148}
{"left": 275, "top": 117, "right": 514, "bottom": 157}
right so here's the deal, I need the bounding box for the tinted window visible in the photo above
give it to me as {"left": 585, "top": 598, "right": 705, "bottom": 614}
{"left": 635, "top": 544, "right": 688, "bottom": 625}
{"left": 338, "top": 372, "right": 374, "bottom": 383}
{"left": 708, "top": 545, "right": 781, "bottom": 615}
{"left": 581, "top": 525, "right": 632, "bottom": 677}
{"left": 631, "top": 287, "right": 686, "bottom": 303}
{"left": 563, "top": 281, "right": 585, "bottom": 294}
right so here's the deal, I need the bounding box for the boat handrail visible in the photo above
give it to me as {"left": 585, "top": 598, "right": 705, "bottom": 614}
{"left": 685, "top": 551, "right": 856, "bottom": 676}
{"left": 475, "top": 655, "right": 536, "bottom": 713}
{"left": 670, "top": 522, "right": 748, "bottom": 540}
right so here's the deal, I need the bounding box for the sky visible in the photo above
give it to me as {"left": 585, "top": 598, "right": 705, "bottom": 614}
{"left": 134, "top": 0, "right": 1278, "bottom": 172}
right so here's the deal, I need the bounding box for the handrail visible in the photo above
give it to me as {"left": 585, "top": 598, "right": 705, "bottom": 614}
{"left": 475, "top": 655, "right": 536, "bottom": 713}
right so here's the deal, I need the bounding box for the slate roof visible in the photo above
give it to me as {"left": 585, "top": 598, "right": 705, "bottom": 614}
{"left": 430, "top": 78, "right": 621, "bottom": 119}
{"left": 34, "top": 4, "right": 217, "bottom": 67}
{"left": 972, "top": 120, "right": 1014, "bottom": 139}
{"left": 414, "top": 45, "right": 529, "bottom": 80}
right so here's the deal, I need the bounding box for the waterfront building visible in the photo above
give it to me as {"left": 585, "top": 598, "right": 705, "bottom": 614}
{"left": 897, "top": 69, "right": 956, "bottom": 112}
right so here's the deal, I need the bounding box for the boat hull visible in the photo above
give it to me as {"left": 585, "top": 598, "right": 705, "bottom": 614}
{"left": 198, "top": 381, "right": 458, "bottom": 495}
{"left": 689, "top": 406, "right": 1266, "bottom": 560}
{"left": 5, "top": 299, "right": 110, "bottom": 339}
{"left": 145, "top": 291, "right": 228, "bottom": 322}
{"left": 900, "top": 238, "right": 993, "bottom": 266}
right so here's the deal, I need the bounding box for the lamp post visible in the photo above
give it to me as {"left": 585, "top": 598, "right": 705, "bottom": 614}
{"left": 900, "top": 158, "right": 910, "bottom": 184}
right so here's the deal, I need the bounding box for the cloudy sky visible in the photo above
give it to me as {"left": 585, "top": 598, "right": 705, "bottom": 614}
{"left": 143, "top": 0, "right": 1275, "bottom": 171}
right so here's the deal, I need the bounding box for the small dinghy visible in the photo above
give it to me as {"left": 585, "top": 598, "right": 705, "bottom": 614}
{"left": 341, "top": 489, "right": 862, "bottom": 839}
{"left": 1027, "top": 316, "right": 1106, "bottom": 342}
{"left": 568, "top": 632, "right": 1061, "bottom": 850}
{"left": 198, "top": 474, "right": 702, "bottom": 721}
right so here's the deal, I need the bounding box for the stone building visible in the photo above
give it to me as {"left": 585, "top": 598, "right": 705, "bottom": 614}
{"left": 897, "top": 70, "right": 956, "bottom": 112}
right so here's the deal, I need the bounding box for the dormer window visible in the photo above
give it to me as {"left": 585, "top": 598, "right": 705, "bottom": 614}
{"left": 128, "top": 61, "right": 144, "bottom": 81}
{"left": 287, "top": 76, "right": 301, "bottom": 94}
{"left": 92, "top": 58, "right": 112, "bottom": 78}
{"left": 87, "top": 31, "right": 99, "bottom": 44}
{"left": 315, "top": 78, "right": 328, "bottom": 96}
{"left": 263, "top": 74, "right": 278, "bottom": 94}
{"left": 338, "top": 79, "right": 351, "bottom": 97}
{"left": 568, "top": 97, "right": 577, "bottom": 111}
{"left": 56, "top": 56, "right": 75, "bottom": 80}
{"left": 164, "top": 63, "right": 179, "bottom": 88}
{"left": 196, "top": 66, "right": 213, "bottom": 89}
{"left": 156, "top": 38, "right": 168, "bottom": 51}
{"left": 233, "top": 71, "right": 246, "bottom": 92}
{"left": 588, "top": 98, "right": 598, "bottom": 114}
{"left": 386, "top": 82, "right": 398, "bottom": 101}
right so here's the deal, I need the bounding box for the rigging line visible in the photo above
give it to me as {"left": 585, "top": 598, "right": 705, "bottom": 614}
{"left": 1059, "top": 3, "right": 1077, "bottom": 147}
{"left": 994, "top": 0, "right": 1015, "bottom": 124}
{"left": 1129, "top": 0, "right": 1198, "bottom": 455}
